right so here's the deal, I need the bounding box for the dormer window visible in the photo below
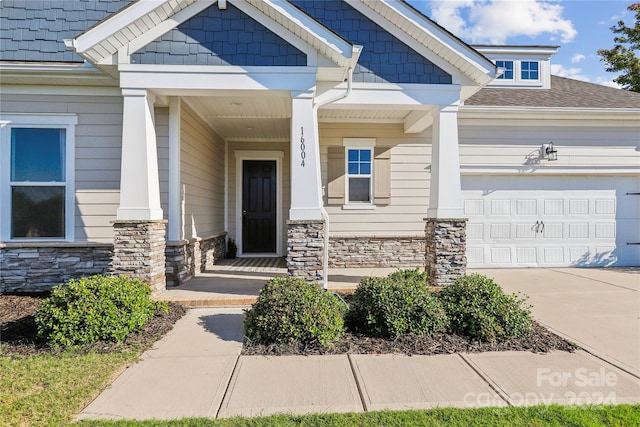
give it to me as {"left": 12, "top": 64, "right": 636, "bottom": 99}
{"left": 521, "top": 61, "right": 539, "bottom": 80}
{"left": 496, "top": 60, "right": 514, "bottom": 80}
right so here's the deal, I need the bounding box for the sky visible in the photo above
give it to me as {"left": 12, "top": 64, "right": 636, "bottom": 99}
{"left": 406, "top": 0, "right": 636, "bottom": 88}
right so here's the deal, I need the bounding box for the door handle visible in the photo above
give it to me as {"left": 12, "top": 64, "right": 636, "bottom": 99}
{"left": 539, "top": 221, "right": 545, "bottom": 233}
{"left": 242, "top": 209, "right": 247, "bottom": 217}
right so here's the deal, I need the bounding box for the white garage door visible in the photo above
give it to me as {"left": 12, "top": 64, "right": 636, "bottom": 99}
{"left": 462, "top": 175, "right": 640, "bottom": 267}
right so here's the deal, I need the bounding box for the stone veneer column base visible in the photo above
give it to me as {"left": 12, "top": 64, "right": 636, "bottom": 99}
{"left": 425, "top": 218, "right": 468, "bottom": 287}
{"left": 111, "top": 220, "right": 167, "bottom": 294}
{"left": 165, "top": 232, "right": 227, "bottom": 287}
{"left": 287, "top": 219, "right": 325, "bottom": 284}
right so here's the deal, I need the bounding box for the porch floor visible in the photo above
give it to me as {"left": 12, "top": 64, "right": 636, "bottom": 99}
{"left": 155, "top": 258, "right": 399, "bottom": 307}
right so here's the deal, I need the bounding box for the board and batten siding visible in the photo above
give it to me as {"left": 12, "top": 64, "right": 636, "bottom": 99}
{"left": 0, "top": 91, "right": 125, "bottom": 242}
{"left": 319, "top": 123, "right": 431, "bottom": 236}
{"left": 180, "top": 102, "right": 225, "bottom": 239}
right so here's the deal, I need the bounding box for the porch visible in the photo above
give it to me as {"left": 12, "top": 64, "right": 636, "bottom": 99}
{"left": 155, "top": 257, "right": 398, "bottom": 307}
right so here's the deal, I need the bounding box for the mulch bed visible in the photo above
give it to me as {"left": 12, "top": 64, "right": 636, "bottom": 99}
{"left": 2, "top": 294, "right": 576, "bottom": 358}
{"left": 0, "top": 294, "right": 186, "bottom": 356}
{"left": 242, "top": 322, "right": 576, "bottom": 356}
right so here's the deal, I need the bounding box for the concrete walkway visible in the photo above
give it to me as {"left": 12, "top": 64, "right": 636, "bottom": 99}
{"left": 78, "top": 268, "right": 640, "bottom": 421}
{"left": 472, "top": 268, "right": 640, "bottom": 378}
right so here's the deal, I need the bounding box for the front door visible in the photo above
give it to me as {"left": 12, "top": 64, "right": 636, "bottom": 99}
{"left": 242, "top": 160, "right": 277, "bottom": 253}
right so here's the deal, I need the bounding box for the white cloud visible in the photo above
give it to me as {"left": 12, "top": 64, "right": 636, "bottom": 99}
{"left": 571, "top": 53, "right": 585, "bottom": 63}
{"left": 551, "top": 64, "right": 589, "bottom": 81}
{"left": 430, "top": 0, "right": 577, "bottom": 44}
{"left": 594, "top": 76, "right": 621, "bottom": 89}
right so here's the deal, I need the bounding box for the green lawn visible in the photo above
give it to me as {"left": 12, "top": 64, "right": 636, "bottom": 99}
{"left": 0, "top": 351, "right": 139, "bottom": 427}
{"left": 79, "top": 405, "right": 640, "bottom": 427}
{"left": 1, "top": 349, "right": 638, "bottom": 427}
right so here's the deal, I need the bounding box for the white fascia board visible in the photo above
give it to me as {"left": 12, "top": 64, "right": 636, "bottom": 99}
{"left": 0, "top": 85, "right": 121, "bottom": 97}
{"left": 461, "top": 166, "right": 640, "bottom": 176}
{"left": 127, "top": 0, "right": 215, "bottom": 56}
{"left": 245, "top": 0, "right": 356, "bottom": 66}
{"left": 459, "top": 106, "right": 640, "bottom": 124}
{"left": 74, "top": 0, "right": 188, "bottom": 53}
{"left": 119, "top": 65, "right": 317, "bottom": 91}
{"left": 325, "top": 82, "right": 461, "bottom": 107}
{"left": 474, "top": 45, "right": 559, "bottom": 57}
{"left": 356, "top": 0, "right": 496, "bottom": 86}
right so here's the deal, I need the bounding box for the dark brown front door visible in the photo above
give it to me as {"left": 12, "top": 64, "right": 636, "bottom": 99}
{"left": 242, "top": 160, "right": 277, "bottom": 253}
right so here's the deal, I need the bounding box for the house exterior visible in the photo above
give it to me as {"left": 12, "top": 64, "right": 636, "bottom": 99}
{"left": 1, "top": 0, "right": 638, "bottom": 293}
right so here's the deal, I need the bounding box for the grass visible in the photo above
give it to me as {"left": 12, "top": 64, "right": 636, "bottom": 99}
{"left": 1, "top": 352, "right": 638, "bottom": 427}
{"left": 77, "top": 405, "right": 640, "bottom": 426}
{"left": 0, "top": 351, "right": 139, "bottom": 427}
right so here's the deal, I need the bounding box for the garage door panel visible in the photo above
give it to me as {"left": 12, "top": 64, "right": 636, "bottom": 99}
{"left": 462, "top": 176, "right": 639, "bottom": 268}
{"left": 516, "top": 199, "right": 537, "bottom": 215}
{"left": 516, "top": 247, "right": 536, "bottom": 263}
{"left": 569, "top": 223, "right": 589, "bottom": 238}
{"left": 568, "top": 199, "right": 590, "bottom": 215}
{"left": 542, "top": 223, "right": 563, "bottom": 239}
{"left": 544, "top": 199, "right": 564, "bottom": 215}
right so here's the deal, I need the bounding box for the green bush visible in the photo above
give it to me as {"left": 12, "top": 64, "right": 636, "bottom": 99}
{"left": 438, "top": 274, "right": 533, "bottom": 342}
{"left": 386, "top": 268, "right": 428, "bottom": 286}
{"left": 244, "top": 277, "right": 346, "bottom": 347}
{"left": 346, "top": 272, "right": 448, "bottom": 338}
{"left": 35, "top": 275, "right": 166, "bottom": 347}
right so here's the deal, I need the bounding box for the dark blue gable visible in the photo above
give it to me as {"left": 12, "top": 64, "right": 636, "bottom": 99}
{"left": 0, "top": 0, "right": 133, "bottom": 63}
{"left": 131, "top": 3, "right": 306, "bottom": 66}
{"left": 291, "top": 0, "right": 452, "bottom": 84}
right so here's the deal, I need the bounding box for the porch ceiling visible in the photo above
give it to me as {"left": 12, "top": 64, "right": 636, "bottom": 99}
{"left": 183, "top": 95, "right": 411, "bottom": 141}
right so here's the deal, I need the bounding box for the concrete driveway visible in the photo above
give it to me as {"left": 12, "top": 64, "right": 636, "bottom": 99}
{"left": 472, "top": 268, "right": 640, "bottom": 378}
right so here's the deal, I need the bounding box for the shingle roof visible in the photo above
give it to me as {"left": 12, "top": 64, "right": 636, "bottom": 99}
{"left": 0, "top": 0, "right": 132, "bottom": 63}
{"left": 466, "top": 75, "right": 640, "bottom": 109}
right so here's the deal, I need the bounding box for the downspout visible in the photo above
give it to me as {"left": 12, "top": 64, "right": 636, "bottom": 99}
{"left": 312, "top": 67, "right": 354, "bottom": 289}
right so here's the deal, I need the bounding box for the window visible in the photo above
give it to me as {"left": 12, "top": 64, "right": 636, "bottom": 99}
{"left": 1, "top": 115, "right": 76, "bottom": 241}
{"left": 496, "top": 60, "right": 513, "bottom": 80}
{"left": 347, "top": 148, "right": 372, "bottom": 203}
{"left": 342, "top": 138, "right": 376, "bottom": 207}
{"left": 521, "top": 61, "right": 539, "bottom": 80}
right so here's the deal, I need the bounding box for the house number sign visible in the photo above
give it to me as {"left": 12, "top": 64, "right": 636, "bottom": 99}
{"left": 300, "top": 126, "right": 306, "bottom": 167}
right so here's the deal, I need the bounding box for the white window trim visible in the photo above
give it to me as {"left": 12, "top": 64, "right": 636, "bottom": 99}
{"left": 233, "top": 150, "right": 284, "bottom": 257}
{"left": 496, "top": 60, "right": 514, "bottom": 81}
{"left": 0, "top": 114, "right": 77, "bottom": 242}
{"left": 520, "top": 60, "right": 540, "bottom": 81}
{"left": 343, "top": 138, "right": 376, "bottom": 209}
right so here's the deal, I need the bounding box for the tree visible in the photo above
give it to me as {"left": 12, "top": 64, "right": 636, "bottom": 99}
{"left": 597, "top": 3, "right": 640, "bottom": 92}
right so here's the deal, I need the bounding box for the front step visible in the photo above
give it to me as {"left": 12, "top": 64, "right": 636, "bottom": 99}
{"left": 155, "top": 286, "right": 358, "bottom": 308}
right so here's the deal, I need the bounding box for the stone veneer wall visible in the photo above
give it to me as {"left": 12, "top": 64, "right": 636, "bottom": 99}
{"left": 425, "top": 218, "right": 468, "bottom": 286}
{"left": 328, "top": 235, "right": 425, "bottom": 268}
{"left": 286, "top": 220, "right": 325, "bottom": 283}
{"left": 165, "top": 232, "right": 227, "bottom": 287}
{"left": 0, "top": 242, "right": 113, "bottom": 292}
{"left": 110, "top": 220, "right": 167, "bottom": 294}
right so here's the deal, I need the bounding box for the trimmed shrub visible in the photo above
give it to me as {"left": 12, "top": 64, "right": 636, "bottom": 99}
{"left": 244, "top": 277, "right": 346, "bottom": 347}
{"left": 386, "top": 268, "right": 428, "bottom": 286}
{"left": 438, "top": 274, "right": 533, "bottom": 342}
{"left": 346, "top": 272, "right": 448, "bottom": 338}
{"left": 35, "top": 275, "right": 166, "bottom": 347}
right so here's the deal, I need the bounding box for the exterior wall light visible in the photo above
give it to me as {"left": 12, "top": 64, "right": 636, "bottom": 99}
{"left": 541, "top": 142, "right": 558, "bottom": 161}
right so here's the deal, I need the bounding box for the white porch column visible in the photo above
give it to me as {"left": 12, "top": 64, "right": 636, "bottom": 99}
{"left": 425, "top": 104, "right": 467, "bottom": 286}
{"left": 287, "top": 90, "right": 325, "bottom": 283}
{"left": 427, "top": 104, "right": 463, "bottom": 218}
{"left": 116, "top": 88, "right": 163, "bottom": 220}
{"left": 289, "top": 90, "right": 323, "bottom": 220}
{"left": 111, "top": 88, "right": 166, "bottom": 293}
